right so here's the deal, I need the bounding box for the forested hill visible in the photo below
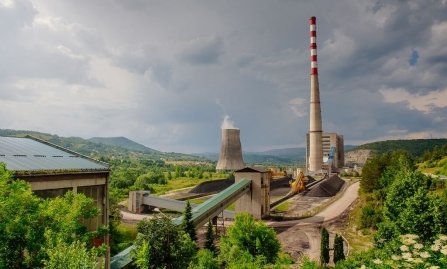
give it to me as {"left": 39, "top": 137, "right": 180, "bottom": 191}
{"left": 89, "top": 136, "right": 159, "bottom": 154}
{"left": 352, "top": 138, "right": 447, "bottom": 157}
{"left": 0, "top": 129, "right": 199, "bottom": 160}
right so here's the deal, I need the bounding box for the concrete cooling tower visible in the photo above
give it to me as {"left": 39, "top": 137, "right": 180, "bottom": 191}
{"left": 216, "top": 128, "right": 245, "bottom": 171}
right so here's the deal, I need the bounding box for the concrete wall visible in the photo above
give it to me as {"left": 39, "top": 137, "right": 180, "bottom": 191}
{"left": 235, "top": 171, "right": 270, "bottom": 219}
{"left": 128, "top": 191, "right": 150, "bottom": 213}
{"left": 19, "top": 172, "right": 109, "bottom": 232}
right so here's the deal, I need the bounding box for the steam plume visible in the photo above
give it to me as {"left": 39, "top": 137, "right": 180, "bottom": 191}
{"left": 221, "top": 115, "right": 237, "bottom": 129}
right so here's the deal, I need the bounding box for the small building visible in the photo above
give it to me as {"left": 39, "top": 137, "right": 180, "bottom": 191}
{"left": 234, "top": 167, "right": 271, "bottom": 219}
{"left": 0, "top": 136, "right": 109, "bottom": 238}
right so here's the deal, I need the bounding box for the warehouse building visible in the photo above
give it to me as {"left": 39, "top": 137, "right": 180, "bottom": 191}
{"left": 0, "top": 136, "right": 109, "bottom": 236}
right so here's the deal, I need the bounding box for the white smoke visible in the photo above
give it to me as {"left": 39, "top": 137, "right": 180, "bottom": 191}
{"left": 221, "top": 115, "right": 237, "bottom": 129}
{"left": 216, "top": 98, "right": 238, "bottom": 129}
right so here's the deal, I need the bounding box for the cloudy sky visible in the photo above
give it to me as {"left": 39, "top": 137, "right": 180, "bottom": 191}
{"left": 1, "top": 0, "right": 447, "bottom": 153}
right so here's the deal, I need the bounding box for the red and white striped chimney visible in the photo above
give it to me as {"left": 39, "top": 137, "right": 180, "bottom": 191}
{"left": 308, "top": 16, "right": 323, "bottom": 173}
{"left": 310, "top": 16, "right": 318, "bottom": 76}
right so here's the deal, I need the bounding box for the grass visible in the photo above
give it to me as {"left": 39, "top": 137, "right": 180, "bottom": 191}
{"left": 150, "top": 172, "right": 231, "bottom": 194}
{"left": 418, "top": 156, "right": 447, "bottom": 176}
{"left": 272, "top": 201, "right": 290, "bottom": 213}
{"left": 151, "top": 177, "right": 219, "bottom": 194}
{"left": 341, "top": 198, "right": 375, "bottom": 253}
{"left": 111, "top": 223, "right": 138, "bottom": 255}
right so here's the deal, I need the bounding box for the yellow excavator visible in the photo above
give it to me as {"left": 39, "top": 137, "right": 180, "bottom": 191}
{"left": 289, "top": 169, "right": 306, "bottom": 194}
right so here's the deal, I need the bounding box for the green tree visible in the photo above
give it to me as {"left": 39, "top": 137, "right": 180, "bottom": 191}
{"left": 219, "top": 213, "right": 280, "bottom": 265}
{"left": 42, "top": 191, "right": 102, "bottom": 245}
{"left": 333, "top": 234, "right": 345, "bottom": 263}
{"left": 205, "top": 219, "right": 216, "bottom": 254}
{"left": 320, "top": 227, "right": 329, "bottom": 265}
{"left": 0, "top": 164, "right": 104, "bottom": 268}
{"left": 189, "top": 249, "right": 219, "bottom": 269}
{"left": 43, "top": 239, "right": 102, "bottom": 269}
{"left": 0, "top": 164, "right": 44, "bottom": 268}
{"left": 383, "top": 171, "right": 428, "bottom": 222}
{"left": 134, "top": 216, "right": 197, "bottom": 269}
{"left": 360, "top": 154, "right": 388, "bottom": 193}
{"left": 395, "top": 188, "right": 446, "bottom": 241}
{"left": 183, "top": 200, "right": 197, "bottom": 241}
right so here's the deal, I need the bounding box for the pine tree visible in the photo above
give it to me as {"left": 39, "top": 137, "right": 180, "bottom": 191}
{"left": 205, "top": 219, "right": 216, "bottom": 254}
{"left": 333, "top": 234, "right": 345, "bottom": 263}
{"left": 320, "top": 227, "right": 330, "bottom": 265}
{"left": 183, "top": 200, "right": 197, "bottom": 241}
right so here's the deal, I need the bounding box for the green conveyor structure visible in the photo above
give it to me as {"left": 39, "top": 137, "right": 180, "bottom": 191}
{"left": 110, "top": 179, "right": 251, "bottom": 269}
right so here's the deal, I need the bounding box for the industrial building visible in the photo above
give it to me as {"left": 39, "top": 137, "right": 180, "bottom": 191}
{"left": 306, "top": 132, "right": 344, "bottom": 170}
{"left": 234, "top": 167, "right": 271, "bottom": 219}
{"left": 0, "top": 136, "right": 109, "bottom": 236}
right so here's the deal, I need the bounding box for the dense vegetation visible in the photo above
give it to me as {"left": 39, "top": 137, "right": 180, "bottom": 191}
{"left": 134, "top": 213, "right": 292, "bottom": 269}
{"left": 352, "top": 138, "right": 447, "bottom": 157}
{"left": 419, "top": 143, "right": 447, "bottom": 176}
{"left": 303, "top": 146, "right": 447, "bottom": 268}
{"left": 0, "top": 164, "right": 106, "bottom": 268}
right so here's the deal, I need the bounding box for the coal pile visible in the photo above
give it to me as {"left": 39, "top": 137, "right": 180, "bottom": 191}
{"left": 305, "top": 175, "right": 316, "bottom": 184}
{"left": 305, "top": 175, "right": 345, "bottom": 197}
{"left": 188, "top": 178, "right": 234, "bottom": 194}
{"left": 270, "top": 176, "right": 293, "bottom": 189}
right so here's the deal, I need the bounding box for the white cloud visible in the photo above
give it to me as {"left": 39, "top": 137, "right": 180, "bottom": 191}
{"left": 380, "top": 87, "right": 447, "bottom": 113}
{"left": 289, "top": 98, "right": 307, "bottom": 118}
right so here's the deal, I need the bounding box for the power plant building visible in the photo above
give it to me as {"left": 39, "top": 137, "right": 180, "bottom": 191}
{"left": 216, "top": 128, "right": 245, "bottom": 171}
{"left": 306, "top": 132, "right": 344, "bottom": 170}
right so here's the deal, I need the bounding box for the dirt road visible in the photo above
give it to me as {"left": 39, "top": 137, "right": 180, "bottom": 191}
{"left": 274, "top": 182, "right": 360, "bottom": 261}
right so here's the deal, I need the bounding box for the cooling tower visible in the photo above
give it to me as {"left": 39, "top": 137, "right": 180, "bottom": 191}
{"left": 308, "top": 16, "right": 323, "bottom": 173}
{"left": 216, "top": 128, "right": 245, "bottom": 171}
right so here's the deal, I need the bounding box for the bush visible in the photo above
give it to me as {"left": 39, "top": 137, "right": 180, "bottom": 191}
{"left": 359, "top": 201, "right": 382, "bottom": 229}
{"left": 134, "top": 216, "right": 197, "bottom": 269}
{"left": 189, "top": 249, "right": 219, "bottom": 269}
{"left": 219, "top": 213, "right": 280, "bottom": 265}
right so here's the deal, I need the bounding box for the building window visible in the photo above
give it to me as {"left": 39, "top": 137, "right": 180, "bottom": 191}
{"left": 34, "top": 188, "right": 71, "bottom": 198}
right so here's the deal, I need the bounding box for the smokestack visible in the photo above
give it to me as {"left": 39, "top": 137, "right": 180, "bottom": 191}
{"left": 216, "top": 128, "right": 245, "bottom": 171}
{"left": 308, "top": 16, "right": 323, "bottom": 173}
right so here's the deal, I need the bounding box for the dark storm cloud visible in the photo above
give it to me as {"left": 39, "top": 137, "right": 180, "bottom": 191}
{"left": 180, "top": 36, "right": 224, "bottom": 65}
{"left": 1, "top": 0, "right": 446, "bottom": 152}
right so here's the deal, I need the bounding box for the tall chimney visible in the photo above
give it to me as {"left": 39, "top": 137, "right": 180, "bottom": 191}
{"left": 308, "top": 16, "right": 323, "bottom": 173}
{"left": 216, "top": 128, "right": 245, "bottom": 171}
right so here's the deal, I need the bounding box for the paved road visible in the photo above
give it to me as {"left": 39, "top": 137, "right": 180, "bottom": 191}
{"left": 121, "top": 210, "right": 153, "bottom": 222}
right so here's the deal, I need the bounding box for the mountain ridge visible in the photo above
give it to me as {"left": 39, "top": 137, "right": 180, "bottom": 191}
{"left": 89, "top": 136, "right": 159, "bottom": 154}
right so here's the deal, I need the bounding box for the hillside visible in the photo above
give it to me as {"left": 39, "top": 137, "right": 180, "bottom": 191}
{"left": 0, "top": 129, "right": 199, "bottom": 161}
{"left": 89, "top": 136, "right": 159, "bottom": 154}
{"left": 351, "top": 138, "right": 447, "bottom": 157}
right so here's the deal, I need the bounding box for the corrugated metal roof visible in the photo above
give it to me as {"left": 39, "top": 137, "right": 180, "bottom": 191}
{"left": 0, "top": 137, "right": 109, "bottom": 172}
{"left": 235, "top": 167, "right": 268, "bottom": 173}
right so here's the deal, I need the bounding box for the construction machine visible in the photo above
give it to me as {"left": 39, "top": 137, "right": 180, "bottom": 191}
{"left": 289, "top": 169, "right": 306, "bottom": 194}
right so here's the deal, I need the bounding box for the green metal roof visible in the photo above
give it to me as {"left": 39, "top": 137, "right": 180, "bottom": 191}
{"left": 172, "top": 178, "right": 251, "bottom": 227}
{"left": 0, "top": 136, "right": 109, "bottom": 173}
